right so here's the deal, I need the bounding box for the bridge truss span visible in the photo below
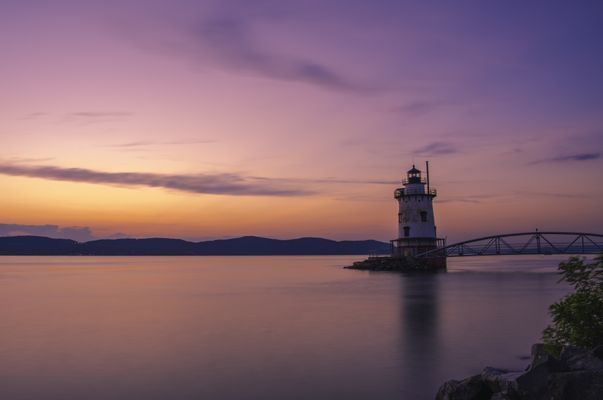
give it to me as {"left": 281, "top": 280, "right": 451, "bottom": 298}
{"left": 416, "top": 232, "right": 603, "bottom": 258}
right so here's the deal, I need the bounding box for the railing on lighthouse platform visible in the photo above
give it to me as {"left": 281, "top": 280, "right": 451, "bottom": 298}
{"left": 394, "top": 187, "right": 437, "bottom": 198}
{"left": 390, "top": 237, "right": 447, "bottom": 256}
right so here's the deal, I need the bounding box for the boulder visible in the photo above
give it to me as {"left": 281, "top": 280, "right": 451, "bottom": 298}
{"left": 435, "top": 344, "right": 603, "bottom": 400}
{"left": 527, "top": 343, "right": 552, "bottom": 370}
{"left": 513, "top": 362, "right": 553, "bottom": 399}
{"left": 546, "top": 370, "right": 603, "bottom": 400}
{"left": 559, "top": 346, "right": 603, "bottom": 372}
{"left": 480, "top": 367, "right": 521, "bottom": 395}
{"left": 489, "top": 393, "right": 516, "bottom": 400}
{"left": 435, "top": 374, "right": 492, "bottom": 400}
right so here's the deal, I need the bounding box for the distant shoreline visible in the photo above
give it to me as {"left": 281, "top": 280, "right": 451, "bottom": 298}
{"left": 0, "top": 235, "right": 391, "bottom": 256}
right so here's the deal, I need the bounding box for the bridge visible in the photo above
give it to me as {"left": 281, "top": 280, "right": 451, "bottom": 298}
{"left": 416, "top": 231, "right": 603, "bottom": 258}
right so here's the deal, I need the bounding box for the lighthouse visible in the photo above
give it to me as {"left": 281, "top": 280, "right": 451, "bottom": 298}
{"left": 391, "top": 162, "right": 444, "bottom": 257}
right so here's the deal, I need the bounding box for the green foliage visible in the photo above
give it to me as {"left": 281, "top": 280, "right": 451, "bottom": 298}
{"left": 543, "top": 255, "right": 603, "bottom": 356}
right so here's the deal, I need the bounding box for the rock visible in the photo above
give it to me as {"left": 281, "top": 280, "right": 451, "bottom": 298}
{"left": 345, "top": 256, "right": 446, "bottom": 271}
{"left": 489, "top": 393, "right": 515, "bottom": 400}
{"left": 546, "top": 370, "right": 603, "bottom": 400}
{"left": 480, "top": 367, "right": 521, "bottom": 394}
{"left": 513, "top": 362, "right": 552, "bottom": 399}
{"left": 435, "top": 374, "right": 492, "bottom": 400}
{"left": 559, "top": 346, "right": 584, "bottom": 368}
{"left": 527, "top": 343, "right": 551, "bottom": 370}
{"left": 434, "top": 344, "right": 603, "bottom": 400}
{"left": 559, "top": 346, "right": 603, "bottom": 372}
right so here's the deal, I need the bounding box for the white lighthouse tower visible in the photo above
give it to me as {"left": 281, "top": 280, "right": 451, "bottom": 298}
{"left": 391, "top": 162, "right": 443, "bottom": 257}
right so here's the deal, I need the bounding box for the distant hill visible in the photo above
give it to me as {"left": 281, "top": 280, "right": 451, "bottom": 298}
{"left": 0, "top": 235, "right": 390, "bottom": 256}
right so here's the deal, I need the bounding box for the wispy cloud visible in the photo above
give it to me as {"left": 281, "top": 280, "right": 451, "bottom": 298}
{"left": 393, "top": 100, "right": 448, "bottom": 117}
{"left": 436, "top": 192, "right": 504, "bottom": 204}
{"left": 437, "top": 189, "right": 595, "bottom": 205}
{"left": 104, "top": 138, "right": 215, "bottom": 149}
{"left": 192, "top": 17, "right": 374, "bottom": 94}
{"left": 414, "top": 141, "right": 460, "bottom": 156}
{"left": 530, "top": 152, "right": 601, "bottom": 164}
{"left": 104, "top": 141, "right": 154, "bottom": 148}
{"left": 282, "top": 177, "right": 399, "bottom": 185}
{"left": 0, "top": 223, "right": 94, "bottom": 242}
{"left": 165, "top": 138, "right": 215, "bottom": 145}
{"left": 514, "top": 190, "right": 591, "bottom": 199}
{"left": 19, "top": 111, "right": 132, "bottom": 124}
{"left": 69, "top": 112, "right": 133, "bottom": 118}
{"left": 19, "top": 112, "right": 48, "bottom": 120}
{"left": 0, "top": 162, "right": 312, "bottom": 197}
{"left": 60, "top": 111, "right": 133, "bottom": 125}
{"left": 436, "top": 198, "right": 482, "bottom": 204}
{"left": 3, "top": 156, "right": 55, "bottom": 164}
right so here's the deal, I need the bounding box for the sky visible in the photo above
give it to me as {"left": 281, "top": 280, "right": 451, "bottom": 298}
{"left": 1, "top": 0, "right": 602, "bottom": 242}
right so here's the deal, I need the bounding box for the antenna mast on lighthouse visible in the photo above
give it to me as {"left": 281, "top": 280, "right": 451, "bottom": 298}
{"left": 426, "top": 160, "right": 430, "bottom": 193}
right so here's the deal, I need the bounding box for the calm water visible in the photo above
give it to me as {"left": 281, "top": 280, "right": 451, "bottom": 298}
{"left": 0, "top": 255, "right": 574, "bottom": 400}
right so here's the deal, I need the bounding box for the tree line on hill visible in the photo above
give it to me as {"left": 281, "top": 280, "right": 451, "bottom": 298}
{"left": 0, "top": 235, "right": 390, "bottom": 256}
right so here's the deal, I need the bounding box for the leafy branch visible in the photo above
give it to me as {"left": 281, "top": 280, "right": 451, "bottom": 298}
{"left": 543, "top": 254, "right": 603, "bottom": 355}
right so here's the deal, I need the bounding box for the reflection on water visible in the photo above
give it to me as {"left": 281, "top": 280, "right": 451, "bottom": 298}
{"left": 0, "top": 255, "right": 573, "bottom": 400}
{"left": 399, "top": 274, "right": 441, "bottom": 398}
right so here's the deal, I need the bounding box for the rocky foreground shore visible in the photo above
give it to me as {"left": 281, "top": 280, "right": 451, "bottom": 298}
{"left": 436, "top": 344, "right": 603, "bottom": 400}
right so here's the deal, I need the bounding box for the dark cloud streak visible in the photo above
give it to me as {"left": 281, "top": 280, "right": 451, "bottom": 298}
{"left": 550, "top": 153, "right": 600, "bottom": 162}
{"left": 530, "top": 152, "right": 600, "bottom": 164}
{"left": 0, "top": 163, "right": 311, "bottom": 197}
{"left": 0, "top": 161, "right": 401, "bottom": 197}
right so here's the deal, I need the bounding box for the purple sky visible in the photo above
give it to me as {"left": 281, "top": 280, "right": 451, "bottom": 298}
{"left": 1, "top": 0, "right": 602, "bottom": 242}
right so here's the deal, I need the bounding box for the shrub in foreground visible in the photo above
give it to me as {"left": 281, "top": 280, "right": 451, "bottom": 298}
{"left": 543, "top": 254, "right": 603, "bottom": 355}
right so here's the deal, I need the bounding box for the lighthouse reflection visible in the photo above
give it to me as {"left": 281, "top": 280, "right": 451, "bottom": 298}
{"left": 397, "top": 273, "right": 442, "bottom": 397}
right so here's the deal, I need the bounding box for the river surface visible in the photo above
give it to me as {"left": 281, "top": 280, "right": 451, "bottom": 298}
{"left": 0, "top": 255, "right": 575, "bottom": 400}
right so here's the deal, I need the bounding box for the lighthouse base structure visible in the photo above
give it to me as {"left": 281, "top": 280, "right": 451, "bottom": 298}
{"left": 390, "top": 237, "right": 446, "bottom": 258}
{"left": 345, "top": 255, "right": 446, "bottom": 272}
{"left": 345, "top": 236, "right": 447, "bottom": 272}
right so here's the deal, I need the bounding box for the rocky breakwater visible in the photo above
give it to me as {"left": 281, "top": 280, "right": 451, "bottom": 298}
{"left": 345, "top": 256, "right": 446, "bottom": 272}
{"left": 435, "top": 344, "right": 603, "bottom": 400}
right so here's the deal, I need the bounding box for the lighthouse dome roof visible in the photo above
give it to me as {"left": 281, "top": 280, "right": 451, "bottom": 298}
{"left": 407, "top": 165, "right": 421, "bottom": 174}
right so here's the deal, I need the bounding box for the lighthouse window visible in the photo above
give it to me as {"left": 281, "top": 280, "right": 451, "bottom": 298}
{"left": 420, "top": 211, "right": 427, "bottom": 222}
{"left": 403, "top": 226, "right": 410, "bottom": 237}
